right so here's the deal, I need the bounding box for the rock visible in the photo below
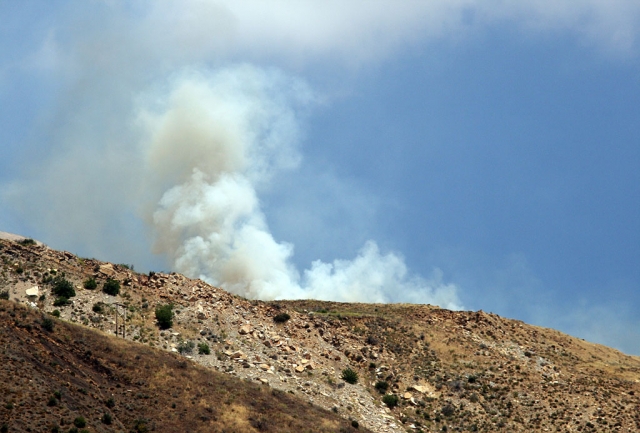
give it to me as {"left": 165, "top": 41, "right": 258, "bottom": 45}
{"left": 259, "top": 364, "right": 270, "bottom": 371}
{"left": 410, "top": 385, "right": 428, "bottom": 394}
{"left": 230, "top": 351, "right": 247, "bottom": 360}
{"left": 239, "top": 324, "right": 253, "bottom": 335}
{"left": 295, "top": 365, "right": 306, "bottom": 373}
{"left": 99, "top": 264, "right": 115, "bottom": 276}
{"left": 403, "top": 392, "right": 412, "bottom": 400}
{"left": 25, "top": 286, "right": 39, "bottom": 297}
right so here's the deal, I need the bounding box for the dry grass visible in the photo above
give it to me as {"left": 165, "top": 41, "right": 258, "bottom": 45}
{"left": 0, "top": 299, "right": 367, "bottom": 433}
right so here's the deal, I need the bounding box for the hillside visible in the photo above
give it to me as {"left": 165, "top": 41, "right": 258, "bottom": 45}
{"left": 0, "top": 299, "right": 367, "bottom": 433}
{"left": 1, "top": 236, "right": 639, "bottom": 432}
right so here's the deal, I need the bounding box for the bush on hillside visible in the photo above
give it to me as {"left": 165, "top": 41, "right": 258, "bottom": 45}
{"left": 103, "top": 278, "right": 120, "bottom": 296}
{"left": 155, "top": 304, "right": 173, "bottom": 329}
{"left": 83, "top": 277, "right": 97, "bottom": 290}
{"left": 51, "top": 276, "right": 75, "bottom": 299}
{"left": 382, "top": 394, "right": 399, "bottom": 408}
{"left": 341, "top": 368, "right": 358, "bottom": 384}
{"left": 273, "top": 312, "right": 291, "bottom": 323}
{"left": 375, "top": 381, "right": 389, "bottom": 393}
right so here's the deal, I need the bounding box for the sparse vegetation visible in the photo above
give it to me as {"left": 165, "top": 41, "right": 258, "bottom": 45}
{"left": 178, "top": 340, "right": 195, "bottom": 354}
{"left": 50, "top": 309, "right": 61, "bottom": 317}
{"left": 92, "top": 302, "right": 104, "bottom": 314}
{"left": 41, "top": 316, "right": 54, "bottom": 332}
{"left": 0, "top": 290, "right": 8, "bottom": 300}
{"left": 341, "top": 367, "right": 358, "bottom": 384}
{"left": 103, "top": 278, "right": 120, "bottom": 296}
{"left": 155, "top": 304, "right": 173, "bottom": 329}
{"left": 18, "top": 238, "right": 36, "bottom": 246}
{"left": 83, "top": 277, "right": 97, "bottom": 290}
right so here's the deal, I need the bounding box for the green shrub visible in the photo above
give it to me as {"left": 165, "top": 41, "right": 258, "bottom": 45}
{"left": 0, "top": 423, "right": 7, "bottom": 433}
{"left": 374, "top": 381, "right": 389, "bottom": 393}
{"left": 382, "top": 394, "right": 399, "bottom": 408}
{"left": 273, "top": 312, "right": 291, "bottom": 323}
{"left": 0, "top": 290, "right": 9, "bottom": 300}
{"left": 18, "top": 238, "right": 36, "bottom": 246}
{"left": 134, "top": 418, "right": 148, "bottom": 433}
{"left": 341, "top": 368, "right": 358, "bottom": 384}
{"left": 83, "top": 278, "right": 97, "bottom": 290}
{"left": 155, "top": 304, "right": 173, "bottom": 329}
{"left": 351, "top": 420, "right": 359, "bottom": 428}
{"left": 53, "top": 297, "right": 70, "bottom": 307}
{"left": 51, "top": 277, "right": 75, "bottom": 299}
{"left": 105, "top": 397, "right": 115, "bottom": 408}
{"left": 51, "top": 310, "right": 61, "bottom": 318}
{"left": 41, "top": 317, "right": 54, "bottom": 332}
{"left": 198, "top": 342, "right": 210, "bottom": 355}
{"left": 92, "top": 302, "right": 104, "bottom": 314}
{"left": 101, "top": 413, "right": 112, "bottom": 425}
{"left": 102, "top": 278, "right": 120, "bottom": 296}
{"left": 442, "top": 404, "right": 455, "bottom": 417}
{"left": 47, "top": 396, "right": 57, "bottom": 406}
{"left": 178, "top": 340, "right": 195, "bottom": 354}
{"left": 73, "top": 417, "right": 86, "bottom": 428}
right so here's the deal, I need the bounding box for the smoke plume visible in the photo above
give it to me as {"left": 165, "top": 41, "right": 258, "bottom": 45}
{"left": 136, "top": 66, "right": 462, "bottom": 308}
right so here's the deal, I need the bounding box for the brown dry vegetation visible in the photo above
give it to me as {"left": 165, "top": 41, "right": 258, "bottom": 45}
{"left": 0, "top": 299, "right": 367, "bottom": 433}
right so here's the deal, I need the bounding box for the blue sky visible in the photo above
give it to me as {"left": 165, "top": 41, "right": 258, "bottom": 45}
{"left": 1, "top": 1, "right": 639, "bottom": 354}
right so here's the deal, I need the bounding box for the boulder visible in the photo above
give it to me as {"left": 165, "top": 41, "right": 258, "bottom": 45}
{"left": 239, "top": 324, "right": 253, "bottom": 335}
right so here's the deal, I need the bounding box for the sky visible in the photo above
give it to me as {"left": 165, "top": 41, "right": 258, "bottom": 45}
{"left": 1, "top": 1, "right": 639, "bottom": 354}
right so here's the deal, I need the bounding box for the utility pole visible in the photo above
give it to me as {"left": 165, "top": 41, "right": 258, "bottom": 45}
{"left": 113, "top": 302, "right": 127, "bottom": 338}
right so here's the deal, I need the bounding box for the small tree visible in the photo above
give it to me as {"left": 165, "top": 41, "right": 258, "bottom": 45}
{"left": 155, "top": 304, "right": 173, "bottom": 329}
{"left": 73, "top": 417, "right": 86, "bottom": 428}
{"left": 382, "top": 394, "right": 399, "bottom": 408}
{"left": 51, "top": 276, "right": 75, "bottom": 299}
{"left": 341, "top": 368, "right": 358, "bottom": 384}
{"left": 374, "top": 381, "right": 389, "bottom": 393}
{"left": 103, "top": 278, "right": 120, "bottom": 296}
{"left": 198, "top": 342, "right": 210, "bottom": 355}
{"left": 83, "top": 277, "right": 97, "bottom": 290}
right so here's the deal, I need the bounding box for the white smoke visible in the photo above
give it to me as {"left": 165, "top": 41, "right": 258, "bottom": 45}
{"left": 136, "top": 65, "right": 463, "bottom": 309}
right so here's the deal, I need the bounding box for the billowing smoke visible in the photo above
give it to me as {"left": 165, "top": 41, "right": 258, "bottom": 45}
{"left": 137, "top": 66, "right": 462, "bottom": 308}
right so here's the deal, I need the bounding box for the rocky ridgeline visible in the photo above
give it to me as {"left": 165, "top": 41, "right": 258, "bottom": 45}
{"left": 1, "top": 237, "right": 639, "bottom": 433}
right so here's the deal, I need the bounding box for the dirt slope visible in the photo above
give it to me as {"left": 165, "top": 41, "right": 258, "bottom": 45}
{"left": 1, "top": 237, "right": 639, "bottom": 432}
{"left": 0, "top": 299, "right": 367, "bottom": 433}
